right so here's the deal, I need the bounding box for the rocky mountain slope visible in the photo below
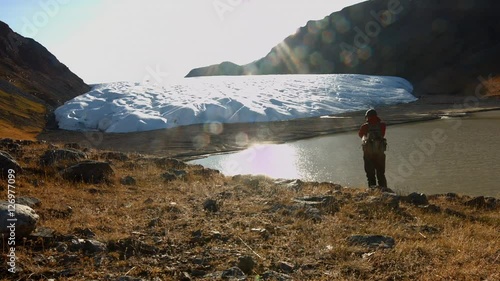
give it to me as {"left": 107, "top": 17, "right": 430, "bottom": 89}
{"left": 186, "top": 0, "right": 500, "bottom": 96}
{"left": 0, "top": 21, "right": 90, "bottom": 139}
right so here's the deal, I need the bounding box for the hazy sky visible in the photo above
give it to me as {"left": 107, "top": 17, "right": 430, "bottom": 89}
{"left": 0, "top": 0, "right": 364, "bottom": 83}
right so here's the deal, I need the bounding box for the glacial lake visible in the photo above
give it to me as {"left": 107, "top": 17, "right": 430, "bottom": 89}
{"left": 190, "top": 110, "right": 500, "bottom": 197}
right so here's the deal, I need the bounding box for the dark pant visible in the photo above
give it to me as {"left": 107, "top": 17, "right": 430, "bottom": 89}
{"left": 364, "top": 152, "right": 387, "bottom": 187}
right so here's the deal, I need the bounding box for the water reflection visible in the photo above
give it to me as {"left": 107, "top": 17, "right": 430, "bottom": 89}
{"left": 209, "top": 144, "right": 302, "bottom": 180}
{"left": 191, "top": 111, "right": 500, "bottom": 197}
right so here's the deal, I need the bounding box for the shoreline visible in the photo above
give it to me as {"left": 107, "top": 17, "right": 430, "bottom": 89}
{"left": 37, "top": 95, "right": 500, "bottom": 160}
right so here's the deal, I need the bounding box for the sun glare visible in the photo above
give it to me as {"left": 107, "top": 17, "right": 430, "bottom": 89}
{"left": 221, "top": 143, "right": 300, "bottom": 179}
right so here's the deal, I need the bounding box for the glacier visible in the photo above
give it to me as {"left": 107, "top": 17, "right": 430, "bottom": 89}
{"left": 55, "top": 74, "right": 416, "bottom": 133}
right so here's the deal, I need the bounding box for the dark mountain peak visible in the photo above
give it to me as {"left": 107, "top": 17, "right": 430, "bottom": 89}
{"left": 0, "top": 20, "right": 90, "bottom": 138}
{"left": 186, "top": 0, "right": 500, "bottom": 96}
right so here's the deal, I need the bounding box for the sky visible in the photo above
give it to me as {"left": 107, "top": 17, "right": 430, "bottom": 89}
{"left": 0, "top": 0, "right": 364, "bottom": 84}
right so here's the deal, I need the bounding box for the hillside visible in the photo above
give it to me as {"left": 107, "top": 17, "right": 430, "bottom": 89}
{"left": 0, "top": 140, "right": 499, "bottom": 280}
{"left": 0, "top": 21, "right": 90, "bottom": 139}
{"left": 186, "top": 0, "right": 500, "bottom": 96}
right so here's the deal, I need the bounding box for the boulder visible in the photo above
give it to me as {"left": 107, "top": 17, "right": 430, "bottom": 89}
{"left": 0, "top": 151, "right": 22, "bottom": 178}
{"left": 16, "top": 196, "right": 41, "bottom": 208}
{"left": 0, "top": 201, "right": 39, "bottom": 238}
{"left": 405, "top": 192, "right": 429, "bottom": 206}
{"left": 61, "top": 161, "right": 114, "bottom": 184}
{"left": 237, "top": 255, "right": 256, "bottom": 275}
{"left": 40, "top": 149, "right": 87, "bottom": 167}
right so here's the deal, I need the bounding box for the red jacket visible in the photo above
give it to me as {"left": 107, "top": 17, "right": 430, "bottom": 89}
{"left": 358, "top": 116, "right": 386, "bottom": 138}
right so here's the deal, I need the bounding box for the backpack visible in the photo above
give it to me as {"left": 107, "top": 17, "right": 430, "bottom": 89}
{"left": 362, "top": 123, "right": 387, "bottom": 155}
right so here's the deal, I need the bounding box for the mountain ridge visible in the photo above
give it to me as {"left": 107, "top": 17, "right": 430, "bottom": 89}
{"left": 0, "top": 20, "right": 90, "bottom": 139}
{"left": 186, "top": 0, "right": 500, "bottom": 96}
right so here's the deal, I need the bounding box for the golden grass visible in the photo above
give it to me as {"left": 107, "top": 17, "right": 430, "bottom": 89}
{"left": 0, "top": 90, "right": 46, "bottom": 140}
{"left": 0, "top": 142, "right": 499, "bottom": 280}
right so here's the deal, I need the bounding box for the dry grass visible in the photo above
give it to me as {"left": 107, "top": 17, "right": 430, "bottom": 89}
{"left": 0, "top": 90, "right": 46, "bottom": 140}
{"left": 0, "top": 141, "right": 499, "bottom": 280}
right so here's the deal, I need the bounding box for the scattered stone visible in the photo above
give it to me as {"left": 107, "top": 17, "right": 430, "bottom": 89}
{"left": 464, "top": 196, "right": 497, "bottom": 209}
{"left": 16, "top": 196, "right": 41, "bottom": 208}
{"left": 365, "top": 192, "right": 400, "bottom": 210}
{"left": 347, "top": 235, "right": 396, "bottom": 249}
{"left": 61, "top": 161, "right": 114, "bottom": 184}
{"left": 30, "top": 227, "right": 56, "bottom": 240}
{"left": 0, "top": 201, "right": 39, "bottom": 237}
{"left": 260, "top": 270, "right": 293, "bottom": 281}
{"left": 171, "top": 169, "right": 188, "bottom": 179}
{"left": 0, "top": 151, "right": 22, "bottom": 177}
{"left": 161, "top": 172, "right": 178, "bottom": 182}
{"left": 203, "top": 199, "right": 219, "bottom": 212}
{"left": 276, "top": 261, "right": 295, "bottom": 274}
{"left": 56, "top": 242, "right": 68, "bottom": 253}
{"left": 238, "top": 255, "right": 256, "bottom": 274}
{"left": 444, "top": 208, "right": 467, "bottom": 218}
{"left": 154, "top": 157, "right": 187, "bottom": 169}
{"left": 293, "top": 195, "right": 339, "bottom": 213}
{"left": 148, "top": 218, "right": 161, "bottom": 227}
{"left": 70, "top": 238, "right": 107, "bottom": 253}
{"left": 419, "top": 204, "right": 442, "bottom": 213}
{"left": 405, "top": 192, "right": 429, "bottom": 206}
{"left": 100, "top": 151, "right": 130, "bottom": 161}
{"left": 120, "top": 176, "right": 136, "bottom": 185}
{"left": 107, "top": 237, "right": 159, "bottom": 258}
{"left": 73, "top": 227, "right": 96, "bottom": 238}
{"left": 193, "top": 168, "right": 220, "bottom": 178}
{"left": 40, "top": 149, "right": 87, "bottom": 166}
{"left": 221, "top": 267, "right": 246, "bottom": 280}
{"left": 64, "top": 143, "right": 81, "bottom": 150}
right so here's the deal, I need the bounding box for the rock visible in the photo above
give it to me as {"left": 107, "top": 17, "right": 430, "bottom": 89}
{"left": 30, "top": 226, "right": 56, "bottom": 240}
{"left": 405, "top": 192, "right": 429, "bottom": 206}
{"left": 238, "top": 255, "right": 256, "bottom": 274}
{"left": 16, "top": 196, "right": 41, "bottom": 208}
{"left": 193, "top": 168, "right": 220, "bottom": 178}
{"left": 464, "top": 196, "right": 497, "bottom": 209}
{"left": 260, "top": 270, "right": 292, "bottom": 281}
{"left": 0, "top": 151, "right": 22, "bottom": 178}
{"left": 276, "top": 261, "right": 295, "bottom": 274}
{"left": 161, "top": 172, "right": 178, "bottom": 182}
{"left": 100, "top": 151, "right": 130, "bottom": 161}
{"left": 203, "top": 199, "right": 219, "bottom": 212}
{"left": 56, "top": 242, "right": 68, "bottom": 253}
{"left": 365, "top": 192, "right": 400, "bottom": 210}
{"left": 0, "top": 202, "right": 39, "bottom": 237}
{"left": 64, "top": 143, "right": 81, "bottom": 150}
{"left": 107, "top": 237, "right": 159, "bottom": 258}
{"left": 171, "top": 169, "right": 188, "bottom": 179}
{"left": 61, "top": 161, "right": 114, "bottom": 184}
{"left": 73, "top": 227, "right": 96, "bottom": 238}
{"left": 70, "top": 238, "right": 107, "bottom": 253}
{"left": 293, "top": 195, "right": 339, "bottom": 213}
{"left": 444, "top": 208, "right": 467, "bottom": 219}
{"left": 347, "top": 235, "right": 395, "bottom": 249}
{"left": 154, "top": 157, "right": 187, "bottom": 169}
{"left": 120, "top": 176, "right": 136, "bottom": 185}
{"left": 40, "top": 149, "right": 87, "bottom": 166}
{"left": 419, "top": 204, "right": 442, "bottom": 213}
{"left": 221, "top": 267, "right": 246, "bottom": 280}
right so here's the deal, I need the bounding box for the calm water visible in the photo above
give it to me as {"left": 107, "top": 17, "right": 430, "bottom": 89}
{"left": 190, "top": 111, "right": 500, "bottom": 197}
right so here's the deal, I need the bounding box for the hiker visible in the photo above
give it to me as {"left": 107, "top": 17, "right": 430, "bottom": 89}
{"left": 358, "top": 109, "right": 387, "bottom": 187}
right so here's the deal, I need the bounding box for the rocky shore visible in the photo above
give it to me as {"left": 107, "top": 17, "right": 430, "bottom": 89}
{"left": 1, "top": 138, "right": 499, "bottom": 280}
